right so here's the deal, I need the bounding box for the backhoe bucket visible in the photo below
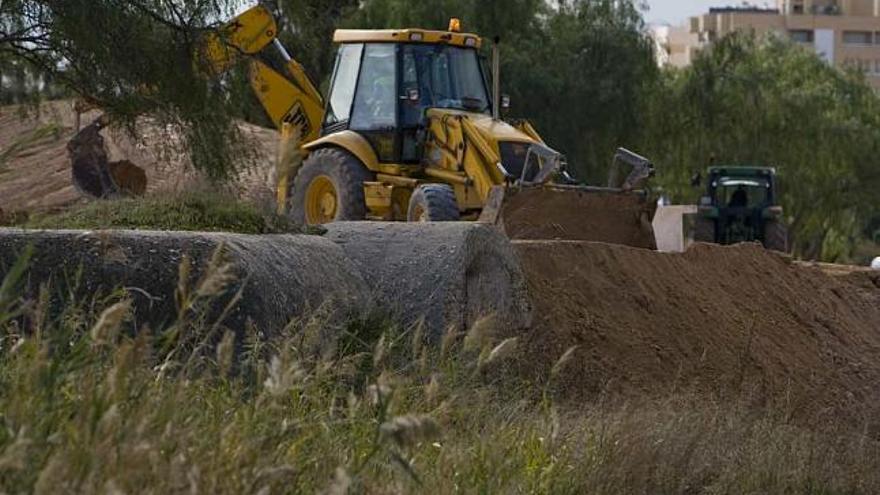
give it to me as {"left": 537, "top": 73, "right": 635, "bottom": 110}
{"left": 478, "top": 185, "right": 658, "bottom": 249}
{"left": 68, "top": 116, "right": 147, "bottom": 199}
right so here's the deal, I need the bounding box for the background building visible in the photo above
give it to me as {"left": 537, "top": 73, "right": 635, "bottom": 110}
{"left": 652, "top": 0, "right": 880, "bottom": 88}
{"left": 650, "top": 24, "right": 701, "bottom": 68}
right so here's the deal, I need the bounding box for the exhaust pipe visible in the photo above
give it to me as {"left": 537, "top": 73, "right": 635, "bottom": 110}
{"left": 492, "top": 36, "right": 501, "bottom": 120}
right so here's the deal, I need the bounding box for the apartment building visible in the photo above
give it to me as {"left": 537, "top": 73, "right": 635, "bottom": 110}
{"left": 655, "top": 0, "right": 880, "bottom": 88}
{"left": 650, "top": 24, "right": 701, "bottom": 68}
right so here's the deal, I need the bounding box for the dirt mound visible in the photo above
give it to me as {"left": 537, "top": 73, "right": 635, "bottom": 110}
{"left": 108, "top": 160, "right": 148, "bottom": 196}
{"left": 496, "top": 187, "right": 656, "bottom": 249}
{"left": 515, "top": 240, "right": 880, "bottom": 423}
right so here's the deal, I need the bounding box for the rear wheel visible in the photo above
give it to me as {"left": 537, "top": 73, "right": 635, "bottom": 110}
{"left": 290, "top": 148, "right": 373, "bottom": 225}
{"left": 407, "top": 184, "right": 460, "bottom": 222}
{"left": 764, "top": 221, "right": 789, "bottom": 253}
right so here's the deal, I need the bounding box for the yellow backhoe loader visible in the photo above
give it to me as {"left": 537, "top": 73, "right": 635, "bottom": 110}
{"left": 75, "top": 4, "right": 658, "bottom": 248}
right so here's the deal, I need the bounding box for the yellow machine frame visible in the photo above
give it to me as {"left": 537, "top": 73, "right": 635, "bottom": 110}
{"left": 209, "top": 7, "right": 570, "bottom": 223}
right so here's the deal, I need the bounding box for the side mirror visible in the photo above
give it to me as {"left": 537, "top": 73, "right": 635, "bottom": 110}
{"left": 690, "top": 172, "right": 702, "bottom": 187}
{"left": 501, "top": 94, "right": 511, "bottom": 110}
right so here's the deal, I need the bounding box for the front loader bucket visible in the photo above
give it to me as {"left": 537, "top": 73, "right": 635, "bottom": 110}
{"left": 479, "top": 185, "right": 657, "bottom": 249}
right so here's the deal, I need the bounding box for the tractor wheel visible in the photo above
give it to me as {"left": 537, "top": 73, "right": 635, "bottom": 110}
{"left": 407, "top": 184, "right": 460, "bottom": 222}
{"left": 764, "top": 221, "right": 790, "bottom": 253}
{"left": 290, "top": 147, "right": 373, "bottom": 225}
{"left": 693, "top": 216, "right": 716, "bottom": 244}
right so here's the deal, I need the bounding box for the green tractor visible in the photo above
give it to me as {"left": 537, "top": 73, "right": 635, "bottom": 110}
{"left": 693, "top": 166, "right": 789, "bottom": 252}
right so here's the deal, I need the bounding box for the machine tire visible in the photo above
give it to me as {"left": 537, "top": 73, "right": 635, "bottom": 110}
{"left": 764, "top": 220, "right": 790, "bottom": 253}
{"left": 290, "top": 147, "right": 373, "bottom": 225}
{"left": 407, "top": 184, "right": 460, "bottom": 222}
{"left": 693, "top": 215, "right": 716, "bottom": 244}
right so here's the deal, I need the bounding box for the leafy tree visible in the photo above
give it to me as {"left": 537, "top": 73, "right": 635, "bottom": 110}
{"left": 641, "top": 33, "right": 880, "bottom": 261}
{"left": 505, "top": 0, "right": 656, "bottom": 183}
{"left": 272, "top": 0, "right": 358, "bottom": 87}
{"left": 0, "top": 0, "right": 254, "bottom": 179}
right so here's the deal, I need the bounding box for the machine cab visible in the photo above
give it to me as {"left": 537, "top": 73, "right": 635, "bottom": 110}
{"left": 322, "top": 28, "right": 490, "bottom": 164}
{"left": 702, "top": 166, "right": 778, "bottom": 210}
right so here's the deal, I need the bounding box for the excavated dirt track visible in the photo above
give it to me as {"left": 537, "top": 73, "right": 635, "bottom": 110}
{"left": 514, "top": 240, "right": 880, "bottom": 424}
{"left": 4, "top": 104, "right": 880, "bottom": 424}
{"left": 2, "top": 225, "right": 879, "bottom": 424}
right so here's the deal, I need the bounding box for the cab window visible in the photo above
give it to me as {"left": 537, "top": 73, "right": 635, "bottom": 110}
{"left": 351, "top": 44, "right": 397, "bottom": 131}
{"left": 400, "top": 43, "right": 490, "bottom": 129}
{"left": 717, "top": 178, "right": 770, "bottom": 207}
{"left": 324, "top": 43, "right": 363, "bottom": 126}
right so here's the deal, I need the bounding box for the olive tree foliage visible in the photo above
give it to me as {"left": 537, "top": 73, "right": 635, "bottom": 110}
{"left": 641, "top": 33, "right": 880, "bottom": 261}
{"left": 0, "top": 0, "right": 259, "bottom": 179}
{"left": 508, "top": 0, "right": 657, "bottom": 183}
{"left": 271, "top": 0, "right": 357, "bottom": 86}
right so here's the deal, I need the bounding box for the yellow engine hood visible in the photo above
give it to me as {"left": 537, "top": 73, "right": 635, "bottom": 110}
{"left": 425, "top": 109, "right": 537, "bottom": 146}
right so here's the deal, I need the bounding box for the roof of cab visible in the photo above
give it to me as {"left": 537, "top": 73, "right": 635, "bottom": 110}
{"left": 333, "top": 29, "right": 482, "bottom": 49}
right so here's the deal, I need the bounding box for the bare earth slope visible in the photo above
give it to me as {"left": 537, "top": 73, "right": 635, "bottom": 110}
{"left": 0, "top": 101, "right": 278, "bottom": 214}
{"left": 515, "top": 241, "right": 880, "bottom": 423}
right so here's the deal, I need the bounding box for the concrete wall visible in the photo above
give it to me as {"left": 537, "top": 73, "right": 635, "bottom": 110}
{"left": 653, "top": 205, "right": 698, "bottom": 253}
{"left": 0, "top": 224, "right": 533, "bottom": 341}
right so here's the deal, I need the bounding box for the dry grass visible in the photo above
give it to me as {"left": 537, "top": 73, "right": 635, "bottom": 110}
{"left": 0, "top": 251, "right": 878, "bottom": 494}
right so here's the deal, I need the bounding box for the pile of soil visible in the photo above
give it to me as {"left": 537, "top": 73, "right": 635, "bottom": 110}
{"left": 0, "top": 101, "right": 277, "bottom": 214}
{"left": 498, "top": 187, "right": 656, "bottom": 249}
{"left": 515, "top": 240, "right": 880, "bottom": 424}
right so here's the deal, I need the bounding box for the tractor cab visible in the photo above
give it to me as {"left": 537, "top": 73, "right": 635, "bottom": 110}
{"left": 322, "top": 26, "right": 491, "bottom": 164}
{"left": 701, "top": 166, "right": 777, "bottom": 210}
{"left": 694, "top": 165, "right": 789, "bottom": 251}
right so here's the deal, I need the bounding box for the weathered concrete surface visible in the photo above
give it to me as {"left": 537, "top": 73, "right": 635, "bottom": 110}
{"left": 652, "top": 205, "right": 698, "bottom": 253}
{"left": 0, "top": 228, "right": 372, "bottom": 334}
{"left": 0, "top": 223, "right": 532, "bottom": 338}
{"left": 325, "top": 222, "right": 532, "bottom": 337}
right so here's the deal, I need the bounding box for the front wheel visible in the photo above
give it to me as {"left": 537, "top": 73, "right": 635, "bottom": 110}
{"left": 289, "top": 148, "right": 373, "bottom": 225}
{"left": 407, "top": 184, "right": 460, "bottom": 222}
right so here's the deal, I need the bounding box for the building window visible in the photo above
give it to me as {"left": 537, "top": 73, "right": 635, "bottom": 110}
{"left": 843, "top": 31, "right": 873, "bottom": 45}
{"left": 790, "top": 30, "right": 814, "bottom": 43}
{"left": 791, "top": 0, "right": 805, "bottom": 14}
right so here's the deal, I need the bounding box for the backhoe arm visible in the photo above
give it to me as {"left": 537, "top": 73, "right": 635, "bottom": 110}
{"left": 203, "top": 5, "right": 324, "bottom": 144}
